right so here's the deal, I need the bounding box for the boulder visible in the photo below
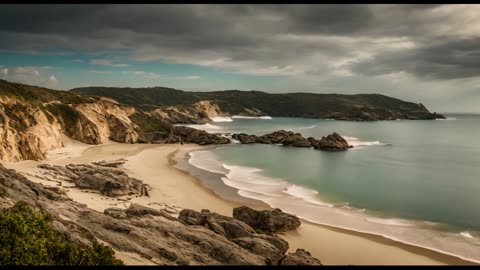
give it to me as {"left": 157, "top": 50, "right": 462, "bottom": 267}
{"left": 232, "top": 234, "right": 289, "bottom": 262}
{"left": 39, "top": 163, "right": 149, "bottom": 197}
{"left": 280, "top": 249, "right": 323, "bottom": 265}
{"left": 178, "top": 209, "right": 256, "bottom": 239}
{"left": 233, "top": 206, "right": 301, "bottom": 233}
{"left": 232, "top": 130, "right": 353, "bottom": 151}
{"left": 315, "top": 132, "right": 352, "bottom": 151}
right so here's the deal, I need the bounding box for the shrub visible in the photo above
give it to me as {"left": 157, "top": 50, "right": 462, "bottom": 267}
{"left": 0, "top": 201, "right": 123, "bottom": 266}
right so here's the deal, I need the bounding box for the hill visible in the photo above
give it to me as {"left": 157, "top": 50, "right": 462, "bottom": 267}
{"left": 71, "top": 86, "right": 444, "bottom": 121}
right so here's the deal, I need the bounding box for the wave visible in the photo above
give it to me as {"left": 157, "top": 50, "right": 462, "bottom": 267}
{"left": 436, "top": 117, "right": 457, "bottom": 121}
{"left": 282, "top": 184, "right": 333, "bottom": 207}
{"left": 185, "top": 149, "right": 480, "bottom": 263}
{"left": 188, "top": 150, "right": 228, "bottom": 174}
{"left": 183, "top": 123, "right": 225, "bottom": 131}
{"left": 343, "top": 136, "right": 388, "bottom": 147}
{"left": 366, "top": 217, "right": 417, "bottom": 227}
{"left": 460, "top": 231, "right": 474, "bottom": 239}
{"left": 232, "top": 115, "right": 273, "bottom": 120}
{"left": 296, "top": 125, "right": 317, "bottom": 130}
{"left": 210, "top": 116, "right": 233, "bottom": 122}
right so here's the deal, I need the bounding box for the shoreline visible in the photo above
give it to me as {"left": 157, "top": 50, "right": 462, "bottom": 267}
{"left": 3, "top": 139, "right": 477, "bottom": 265}
{"left": 169, "top": 147, "right": 477, "bottom": 265}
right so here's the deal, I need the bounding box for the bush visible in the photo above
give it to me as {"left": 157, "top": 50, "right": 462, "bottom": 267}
{"left": 0, "top": 201, "right": 123, "bottom": 266}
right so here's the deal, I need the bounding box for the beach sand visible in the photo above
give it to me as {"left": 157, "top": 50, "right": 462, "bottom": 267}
{"left": 4, "top": 137, "right": 476, "bottom": 265}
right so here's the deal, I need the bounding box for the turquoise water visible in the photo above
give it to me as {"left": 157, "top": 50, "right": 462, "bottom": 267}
{"left": 182, "top": 115, "right": 480, "bottom": 261}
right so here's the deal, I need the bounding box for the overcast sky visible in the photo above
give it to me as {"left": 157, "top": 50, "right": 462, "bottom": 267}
{"left": 0, "top": 4, "right": 479, "bottom": 112}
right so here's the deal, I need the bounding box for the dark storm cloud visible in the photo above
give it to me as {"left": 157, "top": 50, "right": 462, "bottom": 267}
{"left": 350, "top": 38, "right": 480, "bottom": 79}
{"left": 0, "top": 4, "right": 479, "bottom": 80}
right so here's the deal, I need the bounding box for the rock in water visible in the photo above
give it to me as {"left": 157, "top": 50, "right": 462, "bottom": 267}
{"left": 316, "top": 132, "right": 352, "bottom": 151}
{"left": 232, "top": 206, "right": 301, "bottom": 233}
{"left": 232, "top": 130, "right": 352, "bottom": 151}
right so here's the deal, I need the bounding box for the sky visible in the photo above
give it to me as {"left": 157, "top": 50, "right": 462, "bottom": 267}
{"left": 0, "top": 4, "right": 479, "bottom": 113}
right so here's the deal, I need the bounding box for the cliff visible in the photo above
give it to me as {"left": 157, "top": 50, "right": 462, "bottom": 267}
{"left": 0, "top": 79, "right": 230, "bottom": 162}
{"left": 0, "top": 79, "right": 144, "bottom": 161}
{"left": 71, "top": 86, "right": 445, "bottom": 121}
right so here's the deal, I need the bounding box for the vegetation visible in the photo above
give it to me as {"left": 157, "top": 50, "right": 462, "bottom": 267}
{"left": 45, "top": 103, "right": 80, "bottom": 129}
{"left": 0, "top": 201, "right": 124, "bottom": 266}
{"left": 3, "top": 103, "right": 38, "bottom": 132}
{"left": 71, "top": 86, "right": 434, "bottom": 119}
{"left": 0, "top": 79, "right": 91, "bottom": 105}
{"left": 129, "top": 111, "right": 171, "bottom": 132}
{"left": 0, "top": 187, "right": 5, "bottom": 198}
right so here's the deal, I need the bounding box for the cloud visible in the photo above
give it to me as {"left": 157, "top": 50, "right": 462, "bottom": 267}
{"left": 0, "top": 66, "right": 60, "bottom": 89}
{"left": 90, "top": 59, "right": 129, "bottom": 67}
{"left": 0, "top": 4, "right": 478, "bottom": 80}
{"left": 72, "top": 59, "right": 84, "bottom": 63}
{"left": 184, "top": 76, "right": 200, "bottom": 80}
{"left": 87, "top": 70, "right": 113, "bottom": 74}
{"left": 0, "top": 5, "right": 479, "bottom": 111}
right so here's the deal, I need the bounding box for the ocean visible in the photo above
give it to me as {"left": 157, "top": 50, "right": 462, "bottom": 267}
{"left": 175, "top": 114, "right": 480, "bottom": 262}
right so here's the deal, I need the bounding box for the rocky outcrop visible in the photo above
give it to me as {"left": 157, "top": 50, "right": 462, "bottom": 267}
{"left": 178, "top": 208, "right": 316, "bottom": 264}
{"left": 233, "top": 206, "right": 301, "bottom": 233}
{"left": 38, "top": 163, "right": 149, "bottom": 197}
{"left": 0, "top": 164, "right": 322, "bottom": 265}
{"left": 179, "top": 209, "right": 256, "bottom": 240}
{"left": 73, "top": 98, "right": 138, "bottom": 144}
{"left": 232, "top": 130, "right": 352, "bottom": 151}
{"left": 280, "top": 249, "right": 323, "bottom": 265}
{"left": 138, "top": 126, "right": 230, "bottom": 145}
{"left": 314, "top": 132, "right": 352, "bottom": 151}
{"left": 149, "top": 100, "right": 232, "bottom": 125}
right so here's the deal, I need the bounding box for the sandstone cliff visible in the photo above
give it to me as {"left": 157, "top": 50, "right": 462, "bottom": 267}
{"left": 0, "top": 79, "right": 232, "bottom": 162}
{"left": 0, "top": 79, "right": 142, "bottom": 161}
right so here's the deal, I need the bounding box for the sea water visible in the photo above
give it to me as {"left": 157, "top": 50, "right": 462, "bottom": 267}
{"left": 179, "top": 114, "right": 480, "bottom": 262}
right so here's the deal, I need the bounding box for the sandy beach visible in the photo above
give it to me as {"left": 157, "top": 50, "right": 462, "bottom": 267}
{"left": 4, "top": 137, "right": 476, "bottom": 265}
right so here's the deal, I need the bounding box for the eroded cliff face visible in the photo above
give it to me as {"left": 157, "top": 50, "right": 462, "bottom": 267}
{"left": 0, "top": 98, "right": 65, "bottom": 161}
{"left": 0, "top": 94, "right": 139, "bottom": 162}
{"left": 73, "top": 98, "right": 138, "bottom": 144}
{"left": 149, "top": 100, "right": 232, "bottom": 124}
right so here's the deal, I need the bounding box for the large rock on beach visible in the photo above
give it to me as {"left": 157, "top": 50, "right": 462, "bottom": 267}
{"left": 232, "top": 206, "right": 301, "bottom": 233}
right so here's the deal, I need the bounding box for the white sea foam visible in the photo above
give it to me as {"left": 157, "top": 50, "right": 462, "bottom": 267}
{"left": 366, "top": 217, "right": 417, "bottom": 227}
{"left": 282, "top": 185, "right": 333, "bottom": 207}
{"left": 182, "top": 123, "right": 225, "bottom": 131}
{"left": 232, "top": 115, "right": 273, "bottom": 120}
{"left": 186, "top": 149, "right": 480, "bottom": 263}
{"left": 188, "top": 150, "right": 228, "bottom": 174}
{"left": 436, "top": 117, "right": 457, "bottom": 121}
{"left": 296, "top": 125, "right": 317, "bottom": 130}
{"left": 210, "top": 116, "right": 233, "bottom": 122}
{"left": 460, "top": 232, "right": 474, "bottom": 239}
{"left": 343, "top": 136, "right": 387, "bottom": 147}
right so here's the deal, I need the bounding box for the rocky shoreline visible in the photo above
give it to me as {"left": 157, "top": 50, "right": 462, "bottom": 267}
{"left": 231, "top": 130, "right": 353, "bottom": 151}
{"left": 0, "top": 162, "right": 321, "bottom": 265}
